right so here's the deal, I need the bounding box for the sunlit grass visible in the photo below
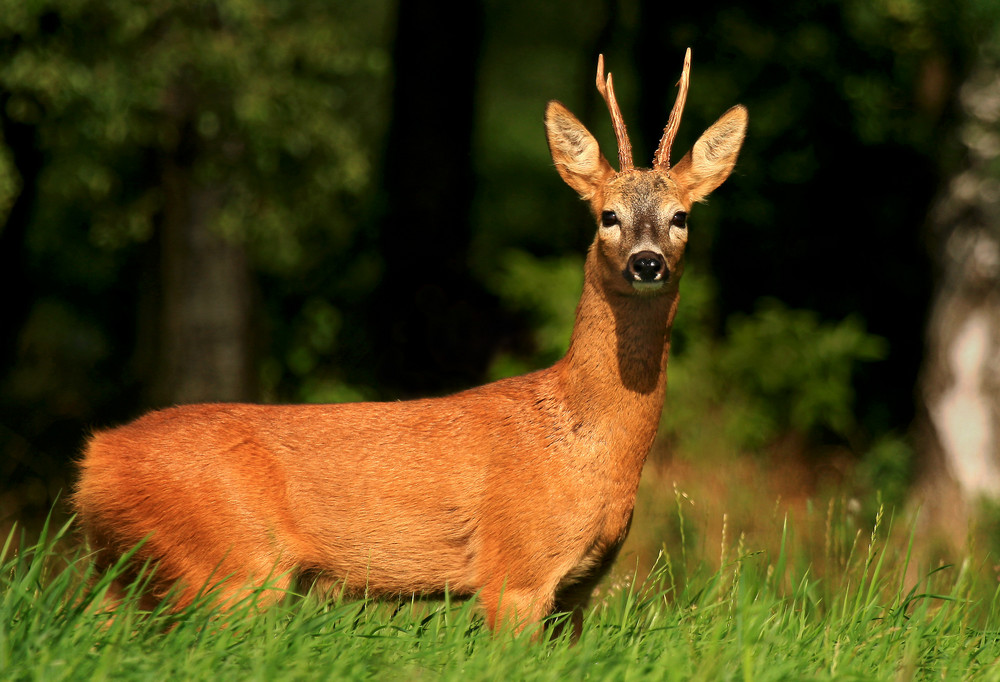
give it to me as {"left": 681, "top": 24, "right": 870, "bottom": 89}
{"left": 3, "top": 489, "right": 999, "bottom": 681}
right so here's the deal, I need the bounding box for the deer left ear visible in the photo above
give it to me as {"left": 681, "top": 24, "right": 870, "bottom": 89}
{"left": 671, "top": 105, "right": 747, "bottom": 203}
{"left": 545, "top": 100, "right": 616, "bottom": 200}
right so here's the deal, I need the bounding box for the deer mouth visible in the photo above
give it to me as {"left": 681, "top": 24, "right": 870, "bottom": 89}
{"left": 630, "top": 280, "right": 667, "bottom": 293}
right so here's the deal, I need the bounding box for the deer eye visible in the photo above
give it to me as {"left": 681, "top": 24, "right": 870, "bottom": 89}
{"left": 601, "top": 210, "right": 618, "bottom": 227}
{"left": 670, "top": 211, "right": 688, "bottom": 228}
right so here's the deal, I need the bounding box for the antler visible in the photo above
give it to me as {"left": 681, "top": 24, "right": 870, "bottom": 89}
{"left": 653, "top": 48, "right": 692, "bottom": 171}
{"left": 596, "top": 54, "right": 634, "bottom": 172}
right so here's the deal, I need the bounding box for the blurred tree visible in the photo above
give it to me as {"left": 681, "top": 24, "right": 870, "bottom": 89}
{"left": 915, "top": 0, "right": 1000, "bottom": 524}
{"left": 0, "top": 92, "right": 38, "bottom": 379}
{"left": 0, "top": 0, "right": 390, "bottom": 507}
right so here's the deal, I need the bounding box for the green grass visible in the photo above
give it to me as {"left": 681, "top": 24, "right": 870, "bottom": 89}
{"left": 3, "top": 506, "right": 1000, "bottom": 681}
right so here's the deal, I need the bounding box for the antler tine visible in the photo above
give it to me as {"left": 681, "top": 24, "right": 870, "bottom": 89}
{"left": 653, "top": 48, "right": 692, "bottom": 171}
{"left": 595, "top": 54, "right": 634, "bottom": 172}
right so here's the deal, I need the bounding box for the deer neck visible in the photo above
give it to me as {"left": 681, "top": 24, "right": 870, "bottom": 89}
{"left": 553, "top": 246, "right": 679, "bottom": 462}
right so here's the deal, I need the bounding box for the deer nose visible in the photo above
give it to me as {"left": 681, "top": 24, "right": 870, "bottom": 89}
{"left": 626, "top": 251, "right": 667, "bottom": 283}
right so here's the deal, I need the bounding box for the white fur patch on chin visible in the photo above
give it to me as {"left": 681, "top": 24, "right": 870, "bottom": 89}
{"left": 631, "top": 281, "right": 665, "bottom": 293}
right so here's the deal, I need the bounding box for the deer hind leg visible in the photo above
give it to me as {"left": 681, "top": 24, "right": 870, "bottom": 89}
{"left": 88, "top": 537, "right": 294, "bottom": 616}
{"left": 80, "top": 525, "right": 161, "bottom": 614}
{"left": 90, "top": 564, "right": 162, "bottom": 615}
{"left": 295, "top": 568, "right": 349, "bottom": 603}
{"left": 151, "top": 548, "right": 296, "bottom": 615}
{"left": 197, "top": 569, "right": 295, "bottom": 614}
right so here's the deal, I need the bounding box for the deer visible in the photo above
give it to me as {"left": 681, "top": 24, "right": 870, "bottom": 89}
{"left": 73, "top": 50, "right": 747, "bottom": 639}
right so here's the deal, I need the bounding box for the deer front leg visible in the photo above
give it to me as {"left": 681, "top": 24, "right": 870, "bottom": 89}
{"left": 480, "top": 579, "right": 557, "bottom": 637}
{"left": 551, "top": 575, "right": 603, "bottom": 642}
{"left": 551, "top": 544, "right": 623, "bottom": 641}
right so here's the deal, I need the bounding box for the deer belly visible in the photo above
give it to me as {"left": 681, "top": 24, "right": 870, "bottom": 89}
{"left": 286, "top": 485, "right": 482, "bottom": 596}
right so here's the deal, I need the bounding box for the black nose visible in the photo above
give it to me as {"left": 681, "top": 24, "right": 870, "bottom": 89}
{"left": 625, "top": 251, "right": 667, "bottom": 282}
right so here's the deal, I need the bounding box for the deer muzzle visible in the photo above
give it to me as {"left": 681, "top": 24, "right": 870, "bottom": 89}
{"left": 625, "top": 250, "right": 668, "bottom": 290}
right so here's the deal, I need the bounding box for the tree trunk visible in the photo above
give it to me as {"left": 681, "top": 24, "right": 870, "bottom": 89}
{"left": 916, "top": 51, "right": 1000, "bottom": 528}
{"left": 145, "top": 166, "right": 256, "bottom": 407}
{"left": 369, "top": 0, "right": 504, "bottom": 398}
{"left": 0, "top": 98, "right": 41, "bottom": 378}
{"left": 143, "top": 85, "right": 257, "bottom": 407}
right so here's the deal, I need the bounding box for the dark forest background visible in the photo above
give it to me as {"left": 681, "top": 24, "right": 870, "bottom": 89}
{"left": 1, "top": 0, "right": 999, "bottom": 540}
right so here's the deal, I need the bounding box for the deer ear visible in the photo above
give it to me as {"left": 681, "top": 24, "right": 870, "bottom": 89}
{"left": 545, "top": 101, "right": 615, "bottom": 200}
{"left": 671, "top": 105, "right": 747, "bottom": 203}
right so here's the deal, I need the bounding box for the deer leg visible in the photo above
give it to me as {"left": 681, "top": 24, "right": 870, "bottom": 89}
{"left": 202, "top": 570, "right": 294, "bottom": 613}
{"left": 551, "top": 578, "right": 599, "bottom": 642}
{"left": 551, "top": 547, "right": 622, "bottom": 641}
{"left": 480, "top": 580, "right": 556, "bottom": 637}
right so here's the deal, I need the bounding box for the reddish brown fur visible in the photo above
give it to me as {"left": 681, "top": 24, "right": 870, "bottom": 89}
{"left": 74, "top": 53, "right": 747, "bottom": 637}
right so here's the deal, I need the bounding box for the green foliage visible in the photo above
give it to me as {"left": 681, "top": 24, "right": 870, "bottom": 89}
{"left": 486, "top": 249, "right": 584, "bottom": 379}
{"left": 0, "top": 140, "right": 16, "bottom": 227}
{"left": 856, "top": 435, "right": 917, "bottom": 511}
{"left": 0, "top": 0, "right": 393, "bottom": 433}
{"left": 0, "top": 0, "right": 390, "bottom": 271}
{"left": 721, "top": 300, "right": 887, "bottom": 440}
{"left": 261, "top": 296, "right": 372, "bottom": 405}
{"left": 665, "top": 283, "right": 888, "bottom": 455}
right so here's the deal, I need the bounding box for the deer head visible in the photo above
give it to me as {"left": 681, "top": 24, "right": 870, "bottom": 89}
{"left": 545, "top": 50, "right": 747, "bottom": 296}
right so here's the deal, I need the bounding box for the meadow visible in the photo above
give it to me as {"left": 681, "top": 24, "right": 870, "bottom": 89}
{"left": 3, "top": 465, "right": 999, "bottom": 682}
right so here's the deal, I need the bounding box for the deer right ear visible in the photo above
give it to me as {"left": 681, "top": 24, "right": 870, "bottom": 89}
{"left": 671, "top": 105, "right": 748, "bottom": 204}
{"left": 545, "top": 101, "right": 615, "bottom": 200}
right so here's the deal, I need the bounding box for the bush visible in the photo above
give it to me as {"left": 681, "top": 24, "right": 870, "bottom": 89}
{"left": 666, "top": 288, "right": 887, "bottom": 454}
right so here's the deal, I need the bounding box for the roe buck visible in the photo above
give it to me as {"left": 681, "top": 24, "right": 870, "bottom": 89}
{"left": 74, "top": 50, "right": 747, "bottom": 637}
